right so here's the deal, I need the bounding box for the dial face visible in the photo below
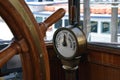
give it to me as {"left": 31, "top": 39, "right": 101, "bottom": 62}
{"left": 54, "top": 29, "right": 77, "bottom": 58}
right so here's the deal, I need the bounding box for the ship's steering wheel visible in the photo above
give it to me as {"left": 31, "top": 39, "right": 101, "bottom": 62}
{"left": 0, "top": 0, "right": 65, "bottom": 80}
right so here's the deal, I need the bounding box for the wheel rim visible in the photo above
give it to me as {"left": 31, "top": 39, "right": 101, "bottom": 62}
{"left": 0, "top": 0, "right": 50, "bottom": 80}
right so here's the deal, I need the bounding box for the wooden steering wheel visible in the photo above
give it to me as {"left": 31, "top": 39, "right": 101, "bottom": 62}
{"left": 0, "top": 0, "right": 65, "bottom": 80}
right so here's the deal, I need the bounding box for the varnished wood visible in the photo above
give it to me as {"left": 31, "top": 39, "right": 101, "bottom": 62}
{"left": 87, "top": 43, "right": 120, "bottom": 80}
{"left": 0, "top": 42, "right": 20, "bottom": 68}
{"left": 87, "top": 43, "right": 120, "bottom": 68}
{"left": 0, "top": 0, "right": 65, "bottom": 80}
{"left": 46, "top": 43, "right": 120, "bottom": 80}
{"left": 39, "top": 8, "right": 65, "bottom": 37}
{"left": 46, "top": 43, "right": 65, "bottom": 80}
{"left": 44, "top": 8, "right": 65, "bottom": 27}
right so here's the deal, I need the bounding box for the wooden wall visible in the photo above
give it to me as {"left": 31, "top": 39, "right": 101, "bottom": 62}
{"left": 46, "top": 43, "right": 120, "bottom": 80}
{"left": 46, "top": 43, "right": 65, "bottom": 80}
{"left": 87, "top": 44, "right": 120, "bottom": 80}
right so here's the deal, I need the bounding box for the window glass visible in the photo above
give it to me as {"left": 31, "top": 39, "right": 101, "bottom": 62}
{"left": 36, "top": 16, "right": 43, "bottom": 23}
{"left": 55, "top": 19, "right": 62, "bottom": 28}
{"left": 91, "top": 21, "right": 98, "bottom": 33}
{"left": 64, "top": 19, "right": 69, "bottom": 27}
{"left": 46, "top": 0, "right": 53, "bottom": 1}
{"left": 80, "top": 21, "right": 83, "bottom": 28}
{"left": 101, "top": 22, "right": 110, "bottom": 33}
{"left": 118, "top": 20, "right": 120, "bottom": 34}
{"left": 88, "top": 0, "right": 118, "bottom": 43}
{"left": 26, "top": 0, "right": 38, "bottom": 2}
{"left": 44, "top": 17, "right": 47, "bottom": 20}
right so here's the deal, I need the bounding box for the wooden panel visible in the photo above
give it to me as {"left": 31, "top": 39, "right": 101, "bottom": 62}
{"left": 46, "top": 43, "right": 65, "bottom": 80}
{"left": 46, "top": 43, "right": 120, "bottom": 80}
{"left": 87, "top": 44, "right": 120, "bottom": 80}
{"left": 46, "top": 43, "right": 89, "bottom": 80}
{"left": 88, "top": 63, "right": 120, "bottom": 80}
{"left": 88, "top": 50, "right": 120, "bottom": 68}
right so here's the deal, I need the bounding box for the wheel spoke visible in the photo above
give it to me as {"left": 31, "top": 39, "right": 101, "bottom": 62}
{"left": 0, "top": 42, "right": 21, "bottom": 68}
{"left": 0, "top": 0, "right": 65, "bottom": 79}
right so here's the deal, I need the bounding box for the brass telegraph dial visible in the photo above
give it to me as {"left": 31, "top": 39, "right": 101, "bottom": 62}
{"left": 53, "top": 25, "right": 86, "bottom": 60}
{"left": 53, "top": 0, "right": 86, "bottom": 80}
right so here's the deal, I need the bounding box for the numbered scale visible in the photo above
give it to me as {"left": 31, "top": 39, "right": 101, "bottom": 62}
{"left": 53, "top": 25, "right": 86, "bottom": 80}
{"left": 53, "top": 25, "right": 86, "bottom": 60}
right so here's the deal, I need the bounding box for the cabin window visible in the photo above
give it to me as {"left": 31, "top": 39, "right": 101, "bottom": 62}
{"left": 80, "top": 21, "right": 83, "bottom": 28}
{"left": 26, "top": 0, "right": 120, "bottom": 44}
{"left": 35, "top": 0, "right": 54, "bottom": 1}
{"left": 64, "top": 19, "right": 69, "bottom": 27}
{"left": 36, "top": 16, "right": 43, "bottom": 23}
{"left": 44, "top": 17, "right": 47, "bottom": 20}
{"left": 25, "top": 0, "right": 35, "bottom": 2}
{"left": 91, "top": 21, "right": 98, "bottom": 33}
{"left": 55, "top": 19, "right": 62, "bottom": 28}
{"left": 101, "top": 22, "right": 110, "bottom": 33}
{"left": 118, "top": 20, "right": 120, "bottom": 33}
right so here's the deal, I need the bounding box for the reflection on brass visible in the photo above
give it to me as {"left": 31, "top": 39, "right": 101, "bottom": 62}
{"left": 9, "top": 0, "right": 46, "bottom": 79}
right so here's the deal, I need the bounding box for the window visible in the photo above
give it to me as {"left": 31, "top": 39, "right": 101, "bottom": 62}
{"left": 46, "top": 0, "right": 53, "bottom": 1}
{"left": 36, "top": 16, "right": 43, "bottom": 23}
{"left": 25, "top": 0, "right": 38, "bottom": 2}
{"left": 64, "top": 19, "right": 69, "bottom": 27}
{"left": 91, "top": 21, "right": 98, "bottom": 33}
{"left": 55, "top": 19, "right": 62, "bottom": 28}
{"left": 101, "top": 22, "right": 110, "bottom": 33}
{"left": 80, "top": 21, "right": 83, "bottom": 28}
{"left": 118, "top": 20, "right": 120, "bottom": 33}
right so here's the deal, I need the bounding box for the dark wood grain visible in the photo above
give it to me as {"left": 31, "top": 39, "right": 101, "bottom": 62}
{"left": 46, "top": 43, "right": 120, "bottom": 80}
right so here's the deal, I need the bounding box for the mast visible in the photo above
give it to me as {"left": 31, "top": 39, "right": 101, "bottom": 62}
{"left": 68, "top": 0, "right": 80, "bottom": 26}
{"left": 83, "top": 0, "right": 90, "bottom": 37}
{"left": 111, "top": 0, "right": 118, "bottom": 42}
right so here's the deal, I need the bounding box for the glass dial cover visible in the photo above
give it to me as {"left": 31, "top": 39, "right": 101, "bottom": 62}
{"left": 53, "top": 28, "right": 78, "bottom": 59}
